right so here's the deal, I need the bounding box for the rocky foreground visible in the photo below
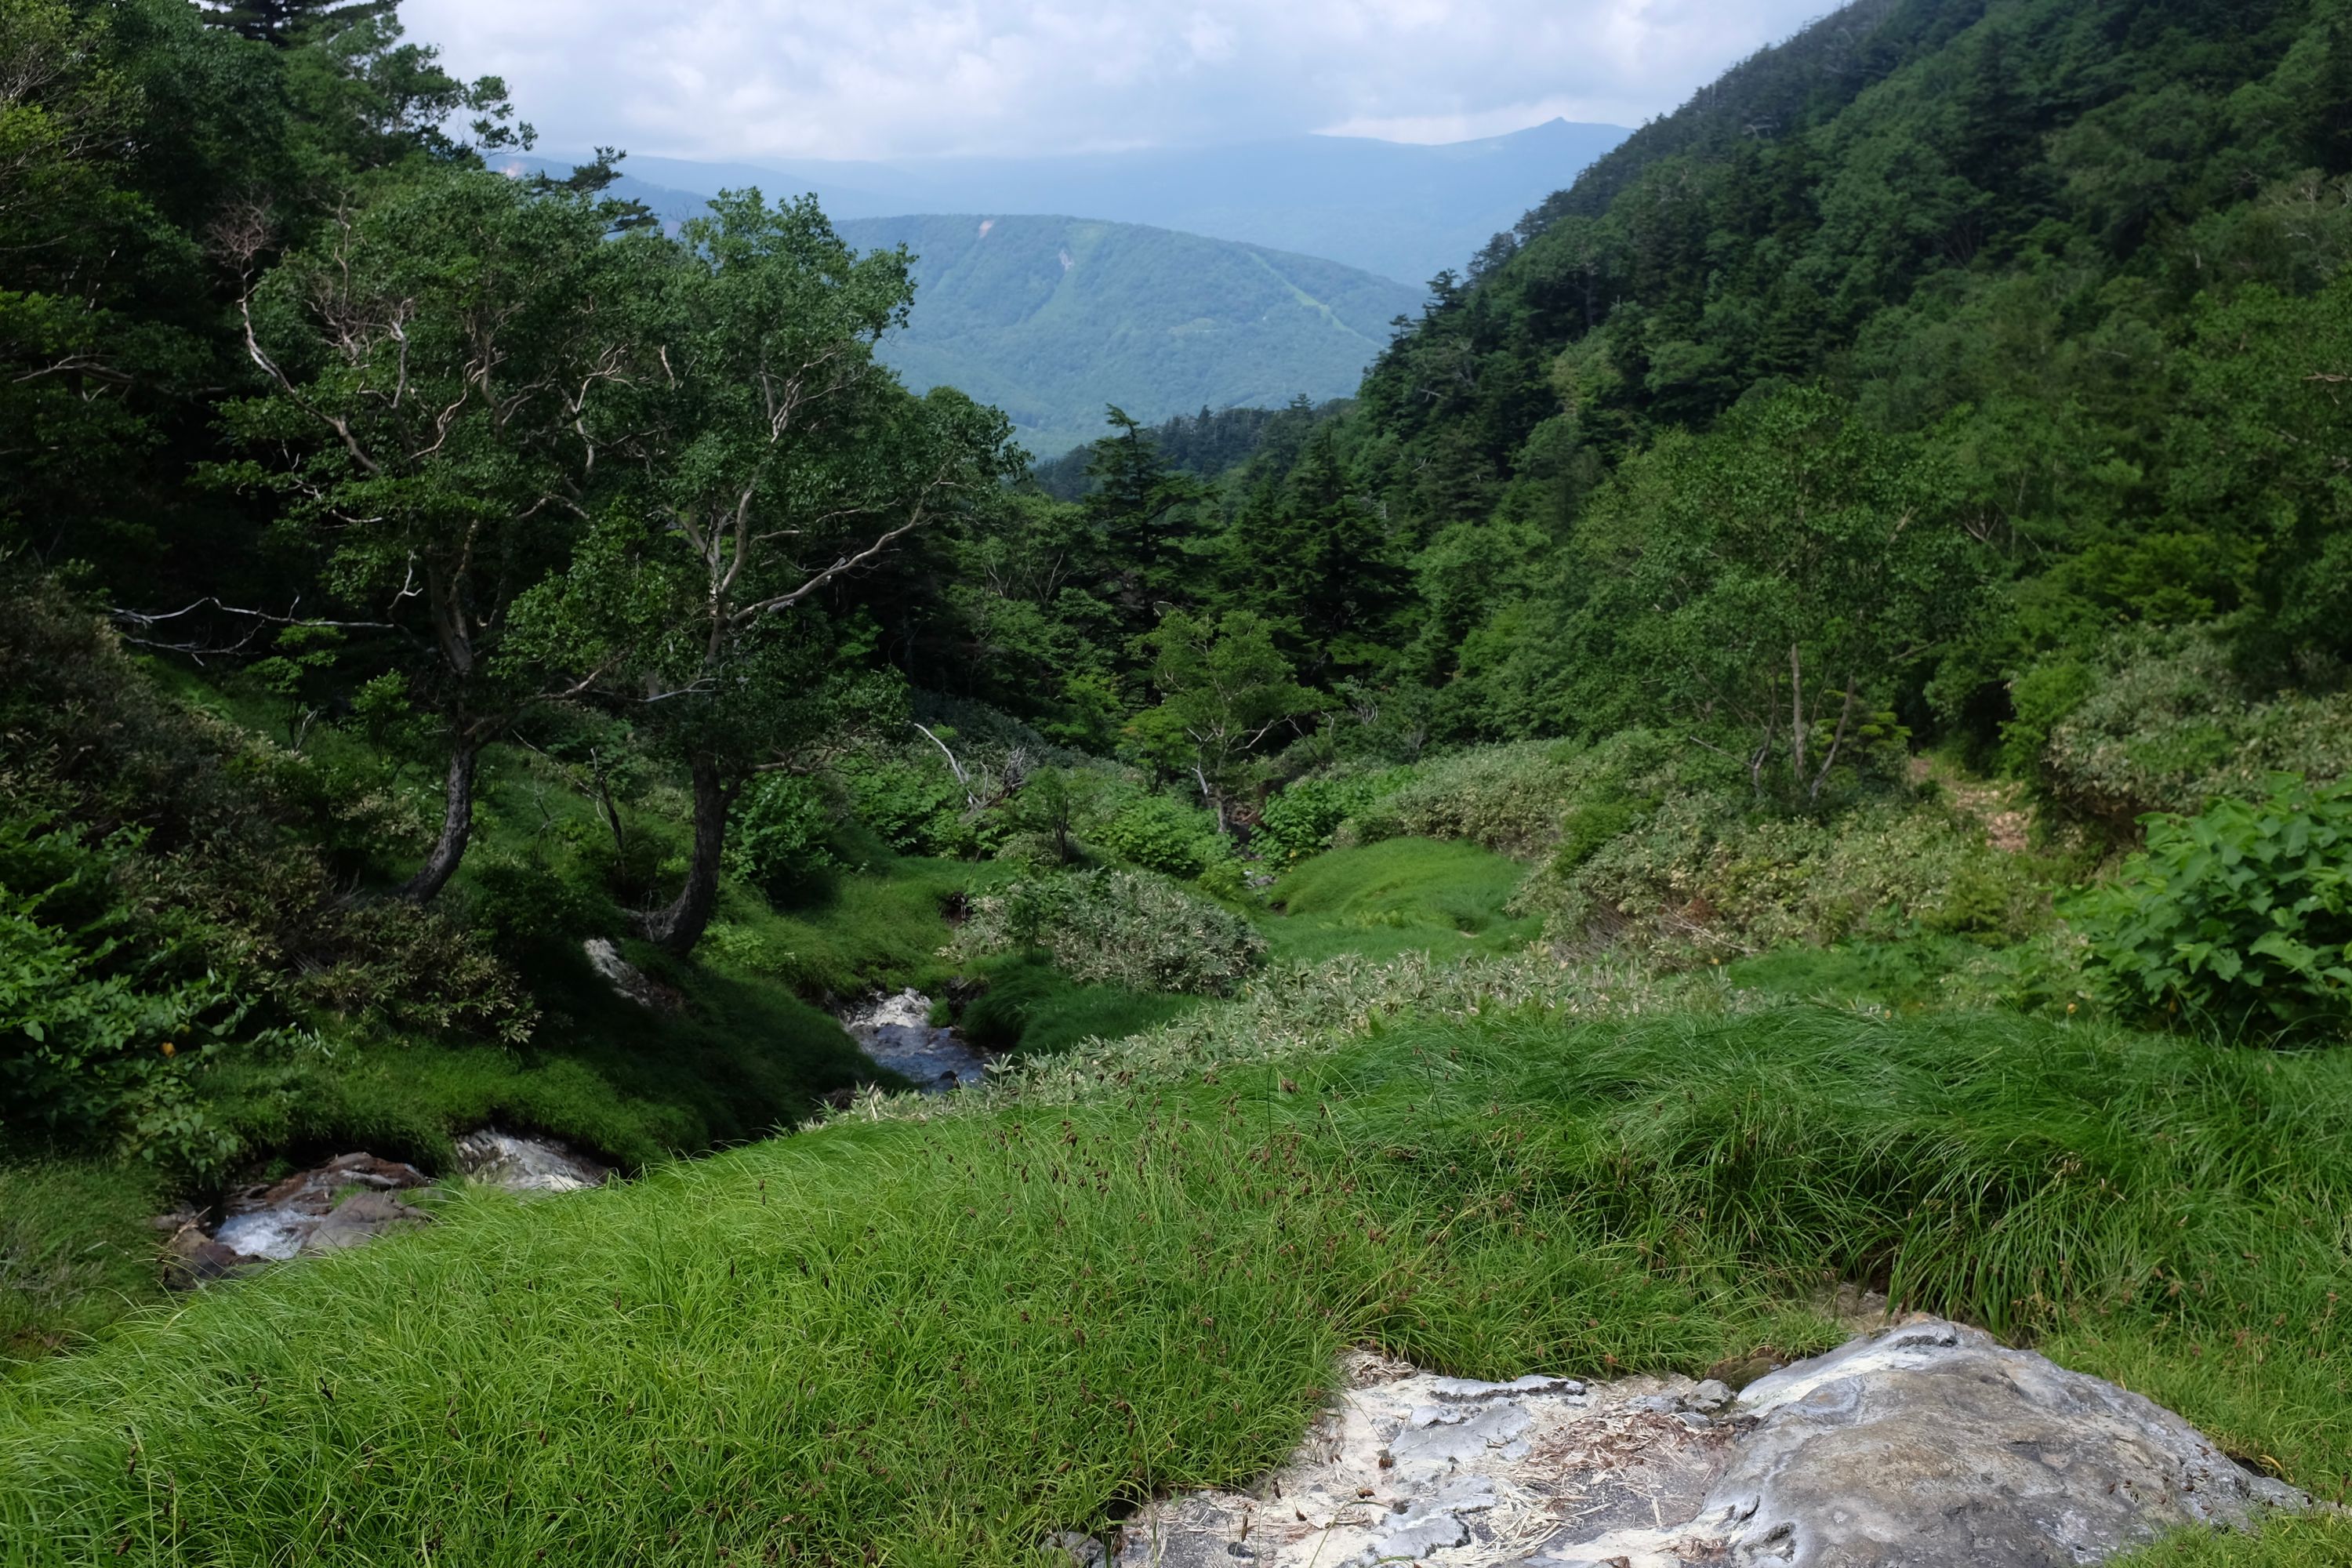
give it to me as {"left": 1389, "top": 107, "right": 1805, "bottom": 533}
{"left": 1082, "top": 1319, "right": 2313, "bottom": 1568}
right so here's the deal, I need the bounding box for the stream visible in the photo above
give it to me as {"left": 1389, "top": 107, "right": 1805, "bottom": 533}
{"left": 163, "top": 989, "right": 978, "bottom": 1285}
{"left": 837, "top": 988, "right": 990, "bottom": 1092}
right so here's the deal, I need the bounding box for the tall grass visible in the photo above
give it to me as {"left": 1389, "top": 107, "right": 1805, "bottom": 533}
{"left": 4, "top": 1008, "right": 2347, "bottom": 1563}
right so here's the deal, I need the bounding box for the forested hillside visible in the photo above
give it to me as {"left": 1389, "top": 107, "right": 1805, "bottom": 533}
{"left": 1305, "top": 0, "right": 2352, "bottom": 756}
{"left": 833, "top": 215, "right": 1421, "bottom": 455}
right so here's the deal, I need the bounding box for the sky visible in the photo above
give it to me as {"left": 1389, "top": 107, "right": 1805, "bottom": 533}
{"left": 399, "top": 0, "right": 1835, "bottom": 163}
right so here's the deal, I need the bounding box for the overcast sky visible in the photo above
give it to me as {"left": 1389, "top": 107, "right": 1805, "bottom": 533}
{"left": 399, "top": 0, "right": 1833, "bottom": 162}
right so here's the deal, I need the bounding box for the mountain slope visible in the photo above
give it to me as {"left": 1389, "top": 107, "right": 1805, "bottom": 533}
{"left": 1244, "top": 0, "right": 2352, "bottom": 752}
{"left": 530, "top": 119, "right": 1629, "bottom": 285}
{"left": 834, "top": 215, "right": 1425, "bottom": 456}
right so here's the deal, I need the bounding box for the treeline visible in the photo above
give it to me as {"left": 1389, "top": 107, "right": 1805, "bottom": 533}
{"left": 1026, "top": 400, "right": 1348, "bottom": 500}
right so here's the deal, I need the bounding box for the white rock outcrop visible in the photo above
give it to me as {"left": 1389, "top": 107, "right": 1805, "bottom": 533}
{"left": 1085, "top": 1319, "right": 2312, "bottom": 1567}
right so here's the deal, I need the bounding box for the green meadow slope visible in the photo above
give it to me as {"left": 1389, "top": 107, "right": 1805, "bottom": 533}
{"left": 5, "top": 1010, "right": 2350, "bottom": 1564}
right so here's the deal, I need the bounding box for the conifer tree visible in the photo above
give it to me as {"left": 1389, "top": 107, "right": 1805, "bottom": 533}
{"left": 203, "top": 0, "right": 390, "bottom": 48}
{"left": 1080, "top": 407, "right": 1207, "bottom": 634}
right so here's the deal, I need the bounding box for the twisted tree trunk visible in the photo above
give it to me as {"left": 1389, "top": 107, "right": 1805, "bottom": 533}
{"left": 635, "top": 752, "right": 733, "bottom": 956}
{"left": 397, "top": 739, "right": 481, "bottom": 903}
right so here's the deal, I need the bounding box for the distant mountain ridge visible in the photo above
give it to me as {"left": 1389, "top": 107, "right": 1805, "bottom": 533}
{"left": 826, "top": 215, "right": 1423, "bottom": 457}
{"left": 517, "top": 118, "right": 1629, "bottom": 285}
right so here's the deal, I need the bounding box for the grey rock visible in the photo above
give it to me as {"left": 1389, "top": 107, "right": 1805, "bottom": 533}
{"left": 1681, "top": 1379, "right": 1734, "bottom": 1416}
{"left": 583, "top": 937, "right": 682, "bottom": 1011}
{"left": 1386, "top": 1399, "right": 1533, "bottom": 1478}
{"left": 1693, "top": 1319, "right": 2314, "bottom": 1566}
{"left": 210, "top": 1152, "right": 435, "bottom": 1262}
{"left": 307, "top": 1189, "right": 431, "bottom": 1251}
{"left": 1093, "top": 1324, "right": 2311, "bottom": 1568}
{"left": 162, "top": 1222, "right": 254, "bottom": 1287}
{"left": 1053, "top": 1530, "right": 1111, "bottom": 1567}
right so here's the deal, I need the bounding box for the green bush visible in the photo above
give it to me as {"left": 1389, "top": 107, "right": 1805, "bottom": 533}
{"left": 0, "top": 579, "right": 535, "bottom": 1046}
{"left": 1552, "top": 798, "right": 1645, "bottom": 877}
{"left": 1999, "top": 658, "right": 2098, "bottom": 782}
{"left": 1091, "top": 795, "right": 1221, "bottom": 880}
{"left": 724, "top": 773, "right": 840, "bottom": 898}
{"left": 0, "top": 883, "right": 245, "bottom": 1179}
{"left": 1345, "top": 732, "right": 1686, "bottom": 859}
{"left": 946, "top": 869, "right": 1266, "bottom": 995}
{"left": 833, "top": 753, "right": 974, "bottom": 857}
{"left": 2070, "top": 776, "right": 2352, "bottom": 1042}
{"left": 2040, "top": 628, "right": 2352, "bottom": 827}
{"left": 1523, "top": 792, "right": 2049, "bottom": 960}
{"left": 1256, "top": 773, "right": 1407, "bottom": 865}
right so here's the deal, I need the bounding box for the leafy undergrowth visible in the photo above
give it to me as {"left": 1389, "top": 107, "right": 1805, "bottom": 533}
{"left": 1263, "top": 837, "right": 1541, "bottom": 966}
{"left": 4, "top": 1008, "right": 2346, "bottom": 1563}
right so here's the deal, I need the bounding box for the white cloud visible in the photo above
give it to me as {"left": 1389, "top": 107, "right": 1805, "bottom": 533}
{"left": 398, "top": 0, "right": 1831, "bottom": 160}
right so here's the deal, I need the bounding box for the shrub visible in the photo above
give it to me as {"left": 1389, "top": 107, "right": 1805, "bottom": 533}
{"left": 725, "top": 773, "right": 840, "bottom": 898}
{"left": 1523, "top": 793, "right": 2048, "bottom": 960}
{"left": 946, "top": 869, "right": 1266, "bottom": 996}
{"left": 2069, "top": 776, "right": 2352, "bottom": 1042}
{"left": 834, "top": 753, "right": 974, "bottom": 857}
{"left": 1345, "top": 732, "right": 1688, "bottom": 859}
{"left": 0, "top": 577, "right": 534, "bottom": 1047}
{"left": 0, "top": 882, "right": 245, "bottom": 1178}
{"left": 2040, "top": 627, "right": 2352, "bottom": 827}
{"left": 1257, "top": 774, "right": 1400, "bottom": 866}
{"left": 1552, "top": 799, "right": 1645, "bottom": 877}
{"left": 1999, "top": 658, "right": 2098, "bottom": 782}
{"left": 1091, "top": 796, "right": 1221, "bottom": 880}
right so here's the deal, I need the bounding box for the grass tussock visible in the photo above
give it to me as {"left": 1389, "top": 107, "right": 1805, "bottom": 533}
{"left": 0, "top": 1164, "right": 163, "bottom": 1361}
{"left": 1264, "top": 837, "right": 1541, "bottom": 967}
{"left": 3, "top": 1008, "right": 2347, "bottom": 1563}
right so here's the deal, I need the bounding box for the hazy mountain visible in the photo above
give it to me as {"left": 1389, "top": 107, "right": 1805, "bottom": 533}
{"left": 826, "top": 215, "right": 1422, "bottom": 456}
{"left": 522, "top": 119, "right": 1628, "bottom": 285}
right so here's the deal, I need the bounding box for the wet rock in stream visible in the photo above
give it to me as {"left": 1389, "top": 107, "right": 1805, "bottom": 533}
{"left": 453, "top": 1127, "right": 610, "bottom": 1192}
{"left": 165, "top": 1131, "right": 610, "bottom": 1281}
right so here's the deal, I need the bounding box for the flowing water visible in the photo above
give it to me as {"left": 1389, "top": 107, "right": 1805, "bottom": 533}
{"left": 838, "top": 988, "right": 989, "bottom": 1092}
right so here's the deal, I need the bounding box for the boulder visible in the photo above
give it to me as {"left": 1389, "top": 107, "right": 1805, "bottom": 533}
{"left": 584, "top": 937, "right": 682, "bottom": 1011}
{"left": 1087, "top": 1322, "right": 2313, "bottom": 1568}
{"left": 1682, "top": 1319, "right": 2314, "bottom": 1566}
